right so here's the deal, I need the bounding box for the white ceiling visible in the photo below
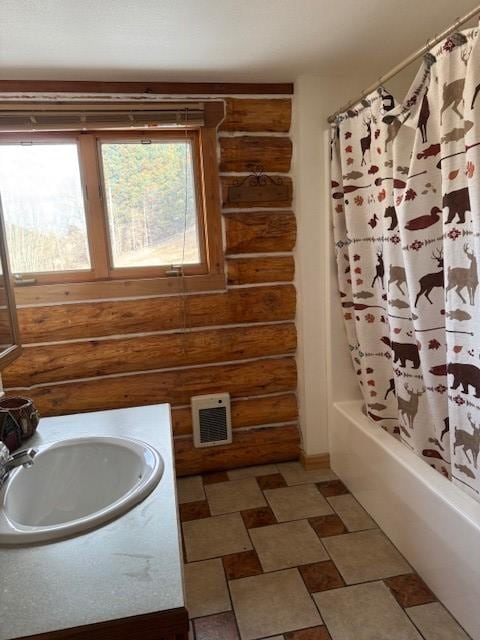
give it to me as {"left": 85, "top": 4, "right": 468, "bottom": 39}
{"left": 0, "top": 0, "right": 478, "bottom": 83}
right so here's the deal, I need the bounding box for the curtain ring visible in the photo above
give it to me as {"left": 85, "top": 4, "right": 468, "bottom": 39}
{"left": 423, "top": 52, "right": 436, "bottom": 69}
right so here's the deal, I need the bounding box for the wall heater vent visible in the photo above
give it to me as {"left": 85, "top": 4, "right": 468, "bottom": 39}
{"left": 191, "top": 393, "right": 232, "bottom": 448}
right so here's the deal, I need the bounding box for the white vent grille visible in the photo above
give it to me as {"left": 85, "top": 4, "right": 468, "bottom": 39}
{"left": 192, "top": 393, "right": 232, "bottom": 448}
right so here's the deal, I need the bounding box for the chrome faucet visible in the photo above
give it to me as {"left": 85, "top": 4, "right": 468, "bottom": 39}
{"left": 0, "top": 442, "right": 37, "bottom": 488}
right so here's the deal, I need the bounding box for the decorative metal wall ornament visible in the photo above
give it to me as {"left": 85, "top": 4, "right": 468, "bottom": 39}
{"left": 226, "top": 165, "right": 290, "bottom": 205}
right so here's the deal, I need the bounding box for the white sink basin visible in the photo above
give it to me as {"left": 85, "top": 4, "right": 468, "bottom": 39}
{"left": 0, "top": 436, "right": 164, "bottom": 544}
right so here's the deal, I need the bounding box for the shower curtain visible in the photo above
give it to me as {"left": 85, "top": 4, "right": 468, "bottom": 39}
{"left": 331, "top": 27, "right": 480, "bottom": 501}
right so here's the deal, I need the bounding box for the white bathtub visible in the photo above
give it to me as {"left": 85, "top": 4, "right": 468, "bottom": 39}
{"left": 330, "top": 400, "right": 480, "bottom": 640}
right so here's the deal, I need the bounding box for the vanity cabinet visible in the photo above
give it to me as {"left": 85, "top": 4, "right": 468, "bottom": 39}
{"left": 0, "top": 405, "right": 189, "bottom": 640}
{"left": 17, "top": 611, "right": 189, "bottom": 640}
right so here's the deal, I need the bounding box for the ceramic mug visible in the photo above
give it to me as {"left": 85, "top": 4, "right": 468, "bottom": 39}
{"left": 0, "top": 412, "right": 22, "bottom": 452}
{"left": 0, "top": 396, "right": 40, "bottom": 440}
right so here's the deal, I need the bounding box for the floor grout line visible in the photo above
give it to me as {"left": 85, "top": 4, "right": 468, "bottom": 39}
{"left": 223, "top": 554, "right": 244, "bottom": 640}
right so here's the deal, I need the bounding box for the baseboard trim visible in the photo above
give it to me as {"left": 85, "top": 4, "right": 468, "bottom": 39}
{"left": 299, "top": 451, "right": 330, "bottom": 470}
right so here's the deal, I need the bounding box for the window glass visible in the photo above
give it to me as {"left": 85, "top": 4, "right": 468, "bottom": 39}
{"left": 100, "top": 140, "right": 200, "bottom": 269}
{"left": 0, "top": 143, "right": 90, "bottom": 274}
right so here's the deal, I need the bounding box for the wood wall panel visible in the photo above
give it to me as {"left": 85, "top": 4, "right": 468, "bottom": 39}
{"left": 175, "top": 424, "right": 300, "bottom": 476}
{"left": 221, "top": 176, "right": 293, "bottom": 209}
{"left": 5, "top": 93, "right": 297, "bottom": 473}
{"left": 18, "top": 284, "right": 296, "bottom": 343}
{"left": 219, "top": 136, "right": 292, "bottom": 173}
{"left": 15, "top": 357, "right": 297, "bottom": 417}
{"left": 227, "top": 256, "right": 295, "bottom": 285}
{"left": 4, "top": 324, "right": 296, "bottom": 386}
{"left": 225, "top": 211, "right": 296, "bottom": 254}
{"left": 220, "top": 98, "right": 292, "bottom": 132}
{"left": 171, "top": 392, "right": 298, "bottom": 436}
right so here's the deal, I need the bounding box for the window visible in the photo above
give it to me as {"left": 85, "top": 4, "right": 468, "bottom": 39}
{"left": 0, "top": 127, "right": 223, "bottom": 295}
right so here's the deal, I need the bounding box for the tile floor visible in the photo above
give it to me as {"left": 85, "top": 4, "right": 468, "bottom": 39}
{"left": 177, "top": 462, "right": 471, "bottom": 640}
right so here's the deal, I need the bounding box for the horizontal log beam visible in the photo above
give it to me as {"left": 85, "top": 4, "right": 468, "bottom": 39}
{"left": 17, "top": 284, "right": 296, "bottom": 343}
{"left": 171, "top": 392, "right": 298, "bottom": 436}
{"left": 4, "top": 323, "right": 297, "bottom": 386}
{"left": 10, "top": 357, "right": 297, "bottom": 417}
{"left": 220, "top": 98, "right": 292, "bottom": 132}
{"left": 227, "top": 256, "right": 295, "bottom": 285}
{"left": 14, "top": 273, "right": 227, "bottom": 306}
{"left": 175, "top": 424, "right": 300, "bottom": 476}
{"left": 219, "top": 136, "right": 292, "bottom": 173}
{"left": 0, "top": 80, "right": 294, "bottom": 95}
{"left": 225, "top": 211, "right": 296, "bottom": 254}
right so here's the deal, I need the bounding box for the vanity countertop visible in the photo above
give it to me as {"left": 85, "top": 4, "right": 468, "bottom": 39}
{"left": 0, "top": 404, "right": 185, "bottom": 640}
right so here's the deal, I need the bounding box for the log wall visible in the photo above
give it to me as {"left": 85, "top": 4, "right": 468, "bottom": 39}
{"left": 3, "top": 93, "right": 298, "bottom": 474}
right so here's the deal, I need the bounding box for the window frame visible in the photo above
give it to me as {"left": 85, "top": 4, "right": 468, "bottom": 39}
{"left": 0, "top": 125, "right": 225, "bottom": 298}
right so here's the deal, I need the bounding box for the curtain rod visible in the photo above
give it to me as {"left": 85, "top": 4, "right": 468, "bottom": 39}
{"left": 327, "top": 4, "right": 480, "bottom": 123}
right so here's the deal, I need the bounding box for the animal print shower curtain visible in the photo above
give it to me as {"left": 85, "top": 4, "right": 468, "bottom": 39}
{"left": 331, "top": 27, "right": 480, "bottom": 502}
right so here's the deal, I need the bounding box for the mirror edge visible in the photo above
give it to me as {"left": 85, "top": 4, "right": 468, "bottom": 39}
{"left": 0, "top": 192, "right": 22, "bottom": 368}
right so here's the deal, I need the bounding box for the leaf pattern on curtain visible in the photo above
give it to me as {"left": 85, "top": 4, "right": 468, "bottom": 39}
{"left": 331, "top": 28, "right": 480, "bottom": 501}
